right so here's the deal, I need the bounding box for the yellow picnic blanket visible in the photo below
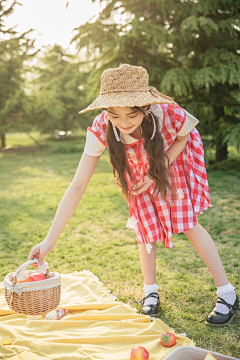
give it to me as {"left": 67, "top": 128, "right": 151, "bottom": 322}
{"left": 0, "top": 270, "right": 194, "bottom": 360}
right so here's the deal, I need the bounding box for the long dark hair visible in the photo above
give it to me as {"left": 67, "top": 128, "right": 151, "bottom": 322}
{"left": 106, "top": 106, "right": 175, "bottom": 203}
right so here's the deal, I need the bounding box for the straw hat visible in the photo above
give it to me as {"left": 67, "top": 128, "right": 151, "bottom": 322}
{"left": 78, "top": 64, "right": 174, "bottom": 114}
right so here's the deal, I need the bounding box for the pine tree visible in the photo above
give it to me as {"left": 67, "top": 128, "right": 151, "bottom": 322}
{"left": 0, "top": 0, "right": 18, "bottom": 34}
{"left": 73, "top": 0, "right": 240, "bottom": 161}
{"left": 0, "top": 1, "right": 37, "bottom": 148}
{"left": 32, "top": 45, "right": 86, "bottom": 133}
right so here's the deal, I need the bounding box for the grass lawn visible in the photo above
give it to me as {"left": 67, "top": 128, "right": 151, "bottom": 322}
{"left": 0, "top": 132, "right": 239, "bottom": 357}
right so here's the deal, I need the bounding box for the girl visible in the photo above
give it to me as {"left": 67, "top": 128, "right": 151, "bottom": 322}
{"left": 28, "top": 64, "right": 239, "bottom": 327}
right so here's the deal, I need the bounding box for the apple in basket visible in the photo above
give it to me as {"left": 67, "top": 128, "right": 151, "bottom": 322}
{"left": 130, "top": 346, "right": 149, "bottom": 360}
{"left": 160, "top": 332, "right": 176, "bottom": 347}
{"left": 29, "top": 273, "right": 46, "bottom": 281}
{"left": 17, "top": 273, "right": 45, "bottom": 283}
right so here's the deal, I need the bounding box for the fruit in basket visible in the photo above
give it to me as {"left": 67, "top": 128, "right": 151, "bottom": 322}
{"left": 17, "top": 273, "right": 45, "bottom": 283}
{"left": 160, "top": 332, "right": 176, "bottom": 347}
{"left": 29, "top": 273, "right": 46, "bottom": 281}
{"left": 204, "top": 354, "right": 217, "bottom": 360}
{"left": 17, "top": 276, "right": 34, "bottom": 283}
{"left": 130, "top": 346, "right": 149, "bottom": 360}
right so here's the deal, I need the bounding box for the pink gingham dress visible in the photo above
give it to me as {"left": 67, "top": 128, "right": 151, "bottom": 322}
{"left": 84, "top": 103, "right": 212, "bottom": 250}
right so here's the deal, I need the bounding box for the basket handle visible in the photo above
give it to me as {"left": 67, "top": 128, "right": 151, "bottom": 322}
{"left": 12, "top": 259, "right": 49, "bottom": 286}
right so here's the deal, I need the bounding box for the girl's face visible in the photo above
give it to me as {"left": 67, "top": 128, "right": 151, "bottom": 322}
{"left": 107, "top": 107, "right": 145, "bottom": 135}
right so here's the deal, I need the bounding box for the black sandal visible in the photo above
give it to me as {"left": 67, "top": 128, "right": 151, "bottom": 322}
{"left": 134, "top": 292, "right": 160, "bottom": 317}
{"left": 206, "top": 295, "right": 240, "bottom": 327}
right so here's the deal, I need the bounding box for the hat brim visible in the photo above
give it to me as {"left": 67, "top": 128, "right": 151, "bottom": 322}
{"left": 78, "top": 89, "right": 174, "bottom": 114}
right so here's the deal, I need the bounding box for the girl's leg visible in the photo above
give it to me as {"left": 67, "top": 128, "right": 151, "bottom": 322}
{"left": 138, "top": 242, "right": 159, "bottom": 307}
{"left": 184, "top": 223, "right": 238, "bottom": 322}
{"left": 183, "top": 223, "right": 228, "bottom": 286}
{"left": 138, "top": 242, "right": 156, "bottom": 285}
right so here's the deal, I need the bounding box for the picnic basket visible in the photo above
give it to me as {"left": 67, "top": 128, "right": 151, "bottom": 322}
{"left": 162, "top": 346, "right": 239, "bottom": 360}
{"left": 3, "top": 259, "right": 61, "bottom": 315}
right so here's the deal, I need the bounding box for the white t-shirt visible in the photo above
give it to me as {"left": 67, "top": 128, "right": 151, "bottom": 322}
{"left": 84, "top": 104, "right": 199, "bottom": 157}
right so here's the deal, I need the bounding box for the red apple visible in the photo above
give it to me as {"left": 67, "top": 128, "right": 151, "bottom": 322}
{"left": 160, "top": 332, "right": 176, "bottom": 347}
{"left": 130, "top": 346, "right": 149, "bottom": 360}
{"left": 29, "top": 273, "right": 46, "bottom": 281}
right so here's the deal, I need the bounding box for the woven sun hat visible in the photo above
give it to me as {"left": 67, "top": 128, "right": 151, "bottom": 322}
{"left": 78, "top": 63, "right": 174, "bottom": 114}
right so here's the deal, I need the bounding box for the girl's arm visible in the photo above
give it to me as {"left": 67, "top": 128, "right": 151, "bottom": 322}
{"left": 131, "top": 134, "right": 190, "bottom": 195}
{"left": 28, "top": 152, "right": 100, "bottom": 264}
{"left": 165, "top": 133, "right": 190, "bottom": 166}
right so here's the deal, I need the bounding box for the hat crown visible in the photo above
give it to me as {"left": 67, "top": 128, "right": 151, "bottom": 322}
{"left": 78, "top": 63, "right": 174, "bottom": 114}
{"left": 100, "top": 64, "right": 149, "bottom": 94}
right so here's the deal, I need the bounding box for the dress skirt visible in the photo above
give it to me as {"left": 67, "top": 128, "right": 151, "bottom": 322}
{"left": 126, "top": 128, "right": 212, "bottom": 249}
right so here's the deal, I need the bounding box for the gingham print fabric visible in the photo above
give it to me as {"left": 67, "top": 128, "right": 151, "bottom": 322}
{"left": 87, "top": 104, "right": 212, "bottom": 249}
{"left": 87, "top": 110, "right": 108, "bottom": 147}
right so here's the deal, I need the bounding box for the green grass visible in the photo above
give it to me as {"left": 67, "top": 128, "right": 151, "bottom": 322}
{"left": 0, "top": 132, "right": 240, "bottom": 357}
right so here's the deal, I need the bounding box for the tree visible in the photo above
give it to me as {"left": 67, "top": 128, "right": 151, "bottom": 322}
{"left": 0, "top": 0, "right": 19, "bottom": 34}
{"left": 72, "top": 0, "right": 240, "bottom": 161}
{"left": 31, "top": 45, "right": 87, "bottom": 134}
{"left": 0, "top": 32, "right": 38, "bottom": 148}
{"left": 0, "top": 1, "right": 38, "bottom": 148}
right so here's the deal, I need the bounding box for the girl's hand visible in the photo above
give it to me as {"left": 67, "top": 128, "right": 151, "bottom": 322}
{"left": 131, "top": 175, "right": 153, "bottom": 195}
{"left": 28, "top": 238, "right": 55, "bottom": 266}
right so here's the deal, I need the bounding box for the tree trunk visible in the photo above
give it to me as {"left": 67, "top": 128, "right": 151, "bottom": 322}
{"left": 214, "top": 106, "right": 228, "bottom": 162}
{"left": 216, "top": 141, "right": 228, "bottom": 162}
{"left": 0, "top": 132, "right": 6, "bottom": 148}
{"left": 25, "top": 130, "right": 42, "bottom": 148}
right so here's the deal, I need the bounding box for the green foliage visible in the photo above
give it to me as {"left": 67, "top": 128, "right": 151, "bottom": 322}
{"left": 72, "top": 0, "right": 240, "bottom": 161}
{"left": 0, "top": 0, "right": 18, "bottom": 34}
{"left": 181, "top": 16, "right": 219, "bottom": 37}
{"left": 0, "top": 32, "right": 38, "bottom": 146}
{"left": 0, "top": 1, "right": 38, "bottom": 147}
{"left": 31, "top": 45, "right": 87, "bottom": 133}
{"left": 161, "top": 68, "right": 192, "bottom": 97}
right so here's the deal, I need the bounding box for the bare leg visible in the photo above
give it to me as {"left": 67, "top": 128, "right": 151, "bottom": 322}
{"left": 138, "top": 242, "right": 157, "bottom": 285}
{"left": 183, "top": 223, "right": 229, "bottom": 287}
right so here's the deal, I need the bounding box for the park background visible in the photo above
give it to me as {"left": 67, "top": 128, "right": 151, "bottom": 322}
{"left": 0, "top": 0, "right": 239, "bottom": 357}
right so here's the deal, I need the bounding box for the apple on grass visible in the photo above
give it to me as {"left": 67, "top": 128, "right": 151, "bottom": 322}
{"left": 130, "top": 346, "right": 149, "bottom": 360}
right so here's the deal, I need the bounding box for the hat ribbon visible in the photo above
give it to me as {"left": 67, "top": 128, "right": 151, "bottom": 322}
{"left": 99, "top": 87, "right": 173, "bottom": 100}
{"left": 100, "top": 88, "right": 149, "bottom": 95}
{"left": 148, "top": 86, "right": 173, "bottom": 102}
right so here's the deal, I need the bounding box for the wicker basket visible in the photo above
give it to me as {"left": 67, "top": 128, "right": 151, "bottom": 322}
{"left": 3, "top": 259, "right": 61, "bottom": 315}
{"left": 162, "top": 346, "right": 239, "bottom": 360}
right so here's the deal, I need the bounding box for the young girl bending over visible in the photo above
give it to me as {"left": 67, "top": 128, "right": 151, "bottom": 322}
{"left": 28, "top": 64, "right": 239, "bottom": 327}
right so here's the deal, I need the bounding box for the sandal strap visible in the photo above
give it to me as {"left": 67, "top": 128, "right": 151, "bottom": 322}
{"left": 216, "top": 297, "right": 237, "bottom": 314}
{"left": 134, "top": 292, "right": 159, "bottom": 305}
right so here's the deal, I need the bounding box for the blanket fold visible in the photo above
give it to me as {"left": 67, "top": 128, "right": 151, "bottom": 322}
{"left": 0, "top": 270, "right": 194, "bottom": 360}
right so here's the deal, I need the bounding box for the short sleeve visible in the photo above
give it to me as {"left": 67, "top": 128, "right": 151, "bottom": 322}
{"left": 161, "top": 103, "right": 200, "bottom": 150}
{"left": 177, "top": 110, "right": 199, "bottom": 136}
{"left": 83, "top": 111, "right": 108, "bottom": 157}
{"left": 162, "top": 103, "right": 199, "bottom": 135}
{"left": 84, "top": 130, "right": 106, "bottom": 156}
